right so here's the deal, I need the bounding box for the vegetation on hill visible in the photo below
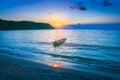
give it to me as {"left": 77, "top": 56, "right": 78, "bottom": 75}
{"left": 0, "top": 19, "right": 54, "bottom": 30}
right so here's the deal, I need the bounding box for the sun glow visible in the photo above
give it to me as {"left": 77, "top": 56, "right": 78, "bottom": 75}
{"left": 45, "top": 13, "right": 67, "bottom": 29}
{"left": 50, "top": 22, "right": 63, "bottom": 28}
{"left": 56, "top": 24, "right": 61, "bottom": 27}
{"left": 54, "top": 23, "right": 62, "bottom": 28}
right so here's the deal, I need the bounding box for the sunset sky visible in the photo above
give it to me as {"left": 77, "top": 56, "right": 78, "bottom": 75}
{"left": 0, "top": 0, "right": 120, "bottom": 27}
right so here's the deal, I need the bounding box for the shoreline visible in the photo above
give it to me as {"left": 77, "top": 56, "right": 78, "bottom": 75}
{"left": 0, "top": 54, "right": 116, "bottom": 80}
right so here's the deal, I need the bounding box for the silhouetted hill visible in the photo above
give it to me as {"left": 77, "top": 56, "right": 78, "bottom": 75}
{"left": 62, "top": 23, "right": 120, "bottom": 30}
{"left": 0, "top": 19, "right": 54, "bottom": 30}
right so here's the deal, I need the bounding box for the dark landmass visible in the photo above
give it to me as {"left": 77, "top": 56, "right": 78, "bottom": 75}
{"left": 62, "top": 23, "right": 120, "bottom": 30}
{"left": 0, "top": 19, "right": 54, "bottom": 30}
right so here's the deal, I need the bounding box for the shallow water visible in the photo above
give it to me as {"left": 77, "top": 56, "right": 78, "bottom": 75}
{"left": 0, "top": 29, "right": 120, "bottom": 79}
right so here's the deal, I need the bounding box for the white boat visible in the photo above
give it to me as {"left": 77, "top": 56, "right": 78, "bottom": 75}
{"left": 53, "top": 38, "right": 67, "bottom": 47}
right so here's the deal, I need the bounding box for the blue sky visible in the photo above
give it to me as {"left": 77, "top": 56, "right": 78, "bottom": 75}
{"left": 0, "top": 0, "right": 120, "bottom": 26}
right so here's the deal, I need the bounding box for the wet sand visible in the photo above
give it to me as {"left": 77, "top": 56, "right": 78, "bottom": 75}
{"left": 0, "top": 54, "right": 115, "bottom": 80}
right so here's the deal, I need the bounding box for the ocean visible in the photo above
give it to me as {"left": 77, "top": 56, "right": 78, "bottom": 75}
{"left": 0, "top": 29, "right": 120, "bottom": 79}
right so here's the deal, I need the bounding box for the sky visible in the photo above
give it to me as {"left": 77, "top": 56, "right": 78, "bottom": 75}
{"left": 0, "top": 0, "right": 120, "bottom": 27}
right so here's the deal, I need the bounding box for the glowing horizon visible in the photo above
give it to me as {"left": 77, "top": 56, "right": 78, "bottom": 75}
{"left": 0, "top": 0, "right": 120, "bottom": 28}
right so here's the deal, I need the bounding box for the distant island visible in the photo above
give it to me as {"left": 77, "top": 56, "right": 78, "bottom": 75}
{"left": 62, "top": 23, "right": 120, "bottom": 30}
{"left": 0, "top": 19, "right": 54, "bottom": 30}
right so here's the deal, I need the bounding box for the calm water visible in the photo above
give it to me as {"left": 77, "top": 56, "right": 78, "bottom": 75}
{"left": 0, "top": 29, "right": 120, "bottom": 79}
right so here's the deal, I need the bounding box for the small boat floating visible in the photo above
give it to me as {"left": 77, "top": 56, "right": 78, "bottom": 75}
{"left": 53, "top": 38, "right": 67, "bottom": 47}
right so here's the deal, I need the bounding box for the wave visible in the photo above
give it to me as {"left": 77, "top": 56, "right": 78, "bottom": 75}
{"left": 0, "top": 47, "right": 120, "bottom": 73}
{"left": 25, "top": 41, "right": 120, "bottom": 50}
{"left": 63, "top": 42, "right": 120, "bottom": 50}
{"left": 0, "top": 44, "right": 119, "bottom": 65}
{"left": 0, "top": 41, "right": 120, "bottom": 68}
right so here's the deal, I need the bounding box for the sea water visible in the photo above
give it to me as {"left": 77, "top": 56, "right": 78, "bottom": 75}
{"left": 0, "top": 29, "right": 120, "bottom": 79}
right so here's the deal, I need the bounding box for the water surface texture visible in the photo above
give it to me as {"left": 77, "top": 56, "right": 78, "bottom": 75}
{"left": 0, "top": 30, "right": 120, "bottom": 79}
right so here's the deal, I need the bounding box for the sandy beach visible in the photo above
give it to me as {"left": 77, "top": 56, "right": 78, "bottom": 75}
{"left": 0, "top": 54, "right": 116, "bottom": 80}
